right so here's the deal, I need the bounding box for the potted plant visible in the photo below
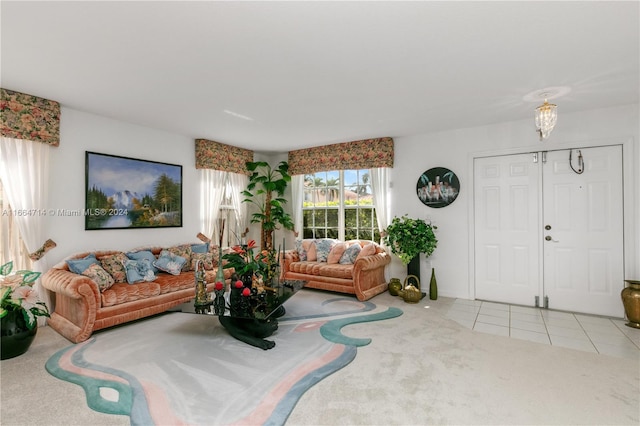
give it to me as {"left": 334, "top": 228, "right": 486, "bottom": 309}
{"left": 383, "top": 215, "right": 438, "bottom": 297}
{"left": 0, "top": 261, "right": 50, "bottom": 359}
{"left": 243, "top": 161, "right": 295, "bottom": 251}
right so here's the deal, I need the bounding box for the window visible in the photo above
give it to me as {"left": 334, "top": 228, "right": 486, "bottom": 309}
{"left": 302, "top": 169, "right": 379, "bottom": 241}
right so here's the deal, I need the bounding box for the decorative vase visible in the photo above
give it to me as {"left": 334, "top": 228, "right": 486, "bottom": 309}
{"left": 407, "top": 255, "right": 420, "bottom": 284}
{"left": 621, "top": 280, "right": 640, "bottom": 328}
{"left": 429, "top": 267, "right": 438, "bottom": 300}
{"left": 1, "top": 309, "right": 38, "bottom": 360}
{"left": 388, "top": 278, "right": 402, "bottom": 296}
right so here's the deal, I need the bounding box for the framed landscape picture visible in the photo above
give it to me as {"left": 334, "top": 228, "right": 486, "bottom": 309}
{"left": 85, "top": 152, "right": 183, "bottom": 230}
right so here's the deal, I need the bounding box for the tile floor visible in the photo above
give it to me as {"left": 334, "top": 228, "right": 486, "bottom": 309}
{"left": 446, "top": 299, "right": 640, "bottom": 359}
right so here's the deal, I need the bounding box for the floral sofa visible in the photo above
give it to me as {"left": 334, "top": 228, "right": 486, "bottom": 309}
{"left": 280, "top": 239, "right": 390, "bottom": 301}
{"left": 41, "top": 243, "right": 233, "bottom": 343}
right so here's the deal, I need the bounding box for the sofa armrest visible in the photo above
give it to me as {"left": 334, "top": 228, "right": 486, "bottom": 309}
{"left": 280, "top": 250, "right": 300, "bottom": 280}
{"left": 352, "top": 252, "right": 391, "bottom": 301}
{"left": 41, "top": 268, "right": 101, "bottom": 343}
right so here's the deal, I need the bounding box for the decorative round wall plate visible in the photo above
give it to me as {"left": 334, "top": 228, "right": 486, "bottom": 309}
{"left": 416, "top": 167, "right": 460, "bottom": 208}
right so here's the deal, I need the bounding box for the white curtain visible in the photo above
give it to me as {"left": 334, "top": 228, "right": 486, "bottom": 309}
{"left": 199, "top": 169, "right": 226, "bottom": 243}
{"left": 370, "top": 167, "right": 390, "bottom": 245}
{"left": 291, "top": 174, "right": 304, "bottom": 239}
{"left": 227, "top": 172, "right": 248, "bottom": 244}
{"left": 0, "top": 137, "right": 52, "bottom": 324}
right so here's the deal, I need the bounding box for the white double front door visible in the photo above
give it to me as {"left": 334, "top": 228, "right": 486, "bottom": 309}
{"left": 474, "top": 145, "right": 624, "bottom": 317}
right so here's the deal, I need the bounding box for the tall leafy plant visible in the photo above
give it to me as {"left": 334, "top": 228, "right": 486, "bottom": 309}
{"left": 243, "top": 161, "right": 294, "bottom": 250}
{"left": 383, "top": 215, "right": 437, "bottom": 264}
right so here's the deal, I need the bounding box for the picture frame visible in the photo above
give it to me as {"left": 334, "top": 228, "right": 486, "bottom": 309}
{"left": 416, "top": 167, "right": 460, "bottom": 208}
{"left": 85, "top": 151, "right": 183, "bottom": 230}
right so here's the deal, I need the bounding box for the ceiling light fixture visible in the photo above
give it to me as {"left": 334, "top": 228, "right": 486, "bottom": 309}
{"left": 535, "top": 97, "right": 557, "bottom": 141}
{"left": 523, "top": 86, "right": 570, "bottom": 142}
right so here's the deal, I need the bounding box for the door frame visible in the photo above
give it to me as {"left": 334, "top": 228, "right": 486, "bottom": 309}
{"left": 467, "top": 136, "right": 635, "bottom": 307}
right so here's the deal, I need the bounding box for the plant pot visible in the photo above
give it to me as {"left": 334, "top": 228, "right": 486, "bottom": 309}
{"left": 621, "top": 280, "right": 640, "bottom": 329}
{"left": 1, "top": 309, "right": 38, "bottom": 360}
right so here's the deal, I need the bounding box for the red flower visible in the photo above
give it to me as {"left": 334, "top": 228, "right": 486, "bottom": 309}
{"left": 246, "top": 240, "right": 257, "bottom": 249}
{"left": 215, "top": 282, "right": 224, "bottom": 291}
{"left": 235, "top": 280, "right": 243, "bottom": 288}
{"left": 242, "top": 288, "right": 251, "bottom": 297}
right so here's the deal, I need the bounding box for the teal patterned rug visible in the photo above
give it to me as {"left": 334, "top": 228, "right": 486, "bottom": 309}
{"left": 45, "top": 289, "right": 402, "bottom": 425}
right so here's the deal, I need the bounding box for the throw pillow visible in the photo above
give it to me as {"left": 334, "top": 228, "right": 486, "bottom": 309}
{"left": 126, "top": 250, "right": 159, "bottom": 273}
{"left": 80, "top": 263, "right": 115, "bottom": 291}
{"left": 306, "top": 241, "right": 317, "bottom": 261}
{"left": 123, "top": 258, "right": 157, "bottom": 284}
{"left": 315, "top": 239, "right": 339, "bottom": 262}
{"left": 66, "top": 253, "right": 100, "bottom": 274}
{"left": 167, "top": 245, "right": 193, "bottom": 272}
{"left": 327, "top": 242, "right": 347, "bottom": 264}
{"left": 209, "top": 245, "right": 221, "bottom": 267}
{"left": 191, "top": 252, "right": 214, "bottom": 271}
{"left": 356, "top": 243, "right": 376, "bottom": 261}
{"left": 191, "top": 243, "right": 209, "bottom": 253}
{"left": 154, "top": 250, "right": 187, "bottom": 276}
{"left": 339, "top": 243, "right": 362, "bottom": 264}
{"left": 295, "top": 240, "right": 308, "bottom": 261}
{"left": 100, "top": 252, "right": 128, "bottom": 283}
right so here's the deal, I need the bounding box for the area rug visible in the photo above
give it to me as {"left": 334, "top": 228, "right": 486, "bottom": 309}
{"left": 45, "top": 289, "right": 402, "bottom": 425}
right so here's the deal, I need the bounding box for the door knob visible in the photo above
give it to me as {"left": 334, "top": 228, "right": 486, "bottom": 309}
{"left": 545, "top": 225, "right": 552, "bottom": 230}
{"left": 545, "top": 235, "right": 559, "bottom": 242}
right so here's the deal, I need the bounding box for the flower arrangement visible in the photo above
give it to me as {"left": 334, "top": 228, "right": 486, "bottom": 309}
{"left": 383, "top": 215, "right": 438, "bottom": 265}
{"left": 0, "top": 261, "right": 50, "bottom": 329}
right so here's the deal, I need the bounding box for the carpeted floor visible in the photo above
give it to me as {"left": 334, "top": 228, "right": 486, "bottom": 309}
{"left": 43, "top": 290, "right": 401, "bottom": 425}
{"left": 1, "top": 289, "right": 639, "bottom": 425}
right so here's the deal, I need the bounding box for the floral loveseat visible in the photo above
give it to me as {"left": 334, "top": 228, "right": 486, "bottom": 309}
{"left": 41, "top": 243, "right": 233, "bottom": 343}
{"left": 280, "top": 239, "right": 390, "bottom": 301}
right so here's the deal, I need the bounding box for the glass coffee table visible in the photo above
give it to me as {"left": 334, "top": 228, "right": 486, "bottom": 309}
{"left": 184, "top": 279, "right": 306, "bottom": 349}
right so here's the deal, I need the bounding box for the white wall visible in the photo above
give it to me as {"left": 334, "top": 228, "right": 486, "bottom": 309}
{"left": 389, "top": 103, "right": 639, "bottom": 299}
{"left": 47, "top": 108, "right": 201, "bottom": 265}
{"left": 45, "top": 103, "right": 638, "bottom": 302}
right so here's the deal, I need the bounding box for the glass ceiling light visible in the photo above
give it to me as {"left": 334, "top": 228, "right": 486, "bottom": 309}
{"left": 535, "top": 98, "right": 557, "bottom": 141}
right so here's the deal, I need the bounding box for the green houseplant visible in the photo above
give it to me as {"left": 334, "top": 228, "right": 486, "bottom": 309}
{"left": 383, "top": 215, "right": 438, "bottom": 265}
{"left": 243, "top": 161, "right": 295, "bottom": 251}
{"left": 1, "top": 261, "right": 50, "bottom": 359}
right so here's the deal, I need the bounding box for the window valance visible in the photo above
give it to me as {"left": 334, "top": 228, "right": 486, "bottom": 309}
{"left": 1, "top": 88, "right": 60, "bottom": 146}
{"left": 288, "top": 137, "right": 394, "bottom": 175}
{"left": 195, "top": 138, "right": 254, "bottom": 175}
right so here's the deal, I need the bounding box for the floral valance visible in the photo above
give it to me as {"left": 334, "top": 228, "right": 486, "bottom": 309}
{"left": 1, "top": 88, "right": 60, "bottom": 146}
{"left": 195, "top": 138, "right": 254, "bottom": 175}
{"left": 288, "top": 137, "right": 394, "bottom": 175}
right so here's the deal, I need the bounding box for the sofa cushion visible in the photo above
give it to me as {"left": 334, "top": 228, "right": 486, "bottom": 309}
{"left": 191, "top": 243, "right": 209, "bottom": 253}
{"left": 126, "top": 250, "right": 159, "bottom": 273}
{"left": 155, "top": 272, "right": 198, "bottom": 294}
{"left": 154, "top": 250, "right": 187, "bottom": 275}
{"left": 101, "top": 281, "right": 162, "bottom": 307}
{"left": 167, "top": 244, "right": 193, "bottom": 272}
{"left": 314, "top": 239, "right": 339, "bottom": 262}
{"left": 339, "top": 243, "right": 361, "bottom": 264}
{"left": 99, "top": 252, "right": 128, "bottom": 283}
{"left": 327, "top": 242, "right": 347, "bottom": 264}
{"left": 288, "top": 261, "right": 323, "bottom": 275}
{"left": 317, "top": 263, "right": 354, "bottom": 279}
{"left": 123, "top": 259, "right": 157, "bottom": 284}
{"left": 81, "top": 263, "right": 115, "bottom": 291}
{"left": 66, "top": 254, "right": 99, "bottom": 274}
{"left": 356, "top": 243, "right": 376, "bottom": 260}
{"left": 191, "top": 252, "right": 214, "bottom": 271}
{"left": 306, "top": 241, "right": 317, "bottom": 261}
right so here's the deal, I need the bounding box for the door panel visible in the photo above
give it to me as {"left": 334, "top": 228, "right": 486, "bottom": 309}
{"left": 474, "top": 154, "right": 540, "bottom": 305}
{"left": 542, "top": 146, "right": 624, "bottom": 317}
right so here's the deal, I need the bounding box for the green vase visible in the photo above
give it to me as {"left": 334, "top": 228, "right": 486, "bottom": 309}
{"left": 1, "top": 310, "right": 37, "bottom": 360}
{"left": 429, "top": 267, "right": 438, "bottom": 300}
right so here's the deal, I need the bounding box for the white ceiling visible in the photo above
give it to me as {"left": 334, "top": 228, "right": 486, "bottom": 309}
{"left": 2, "top": 1, "right": 638, "bottom": 152}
